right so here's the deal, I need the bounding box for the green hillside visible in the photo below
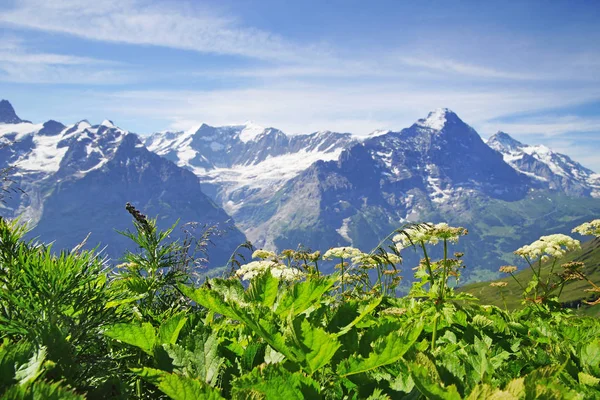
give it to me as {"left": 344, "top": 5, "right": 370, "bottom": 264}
{"left": 460, "top": 236, "right": 600, "bottom": 315}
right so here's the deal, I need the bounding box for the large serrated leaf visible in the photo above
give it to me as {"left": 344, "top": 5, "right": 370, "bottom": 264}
{"left": 178, "top": 284, "right": 239, "bottom": 320}
{"left": 104, "top": 322, "right": 156, "bottom": 355}
{"left": 134, "top": 367, "right": 224, "bottom": 400}
{"left": 333, "top": 296, "right": 382, "bottom": 338}
{"left": 409, "top": 357, "right": 461, "bottom": 400}
{"left": 3, "top": 380, "right": 85, "bottom": 400}
{"left": 159, "top": 313, "right": 188, "bottom": 345}
{"left": 275, "top": 276, "right": 336, "bottom": 317}
{"left": 231, "top": 364, "right": 319, "bottom": 400}
{"left": 294, "top": 318, "right": 341, "bottom": 374}
{"left": 164, "top": 331, "right": 224, "bottom": 387}
{"left": 337, "top": 320, "right": 423, "bottom": 377}
{"left": 246, "top": 270, "right": 279, "bottom": 308}
{"left": 14, "top": 346, "right": 46, "bottom": 386}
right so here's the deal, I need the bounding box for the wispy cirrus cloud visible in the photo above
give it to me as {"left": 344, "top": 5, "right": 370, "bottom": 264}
{"left": 0, "top": 0, "right": 325, "bottom": 63}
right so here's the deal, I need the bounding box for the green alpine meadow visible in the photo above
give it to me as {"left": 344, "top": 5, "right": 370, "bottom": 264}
{"left": 1, "top": 204, "right": 599, "bottom": 399}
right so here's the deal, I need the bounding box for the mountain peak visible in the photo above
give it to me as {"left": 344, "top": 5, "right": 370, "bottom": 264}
{"left": 239, "top": 121, "right": 266, "bottom": 142}
{"left": 416, "top": 108, "right": 458, "bottom": 131}
{"left": 0, "top": 99, "right": 25, "bottom": 124}
{"left": 100, "top": 119, "right": 115, "bottom": 128}
{"left": 487, "top": 131, "right": 524, "bottom": 152}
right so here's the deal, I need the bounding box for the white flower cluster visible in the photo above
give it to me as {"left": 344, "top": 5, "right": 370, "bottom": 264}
{"left": 514, "top": 234, "right": 580, "bottom": 261}
{"left": 235, "top": 261, "right": 303, "bottom": 281}
{"left": 350, "top": 252, "right": 401, "bottom": 267}
{"left": 572, "top": 219, "right": 600, "bottom": 238}
{"left": 323, "top": 247, "right": 363, "bottom": 260}
{"left": 252, "top": 249, "right": 278, "bottom": 260}
{"left": 392, "top": 223, "right": 467, "bottom": 251}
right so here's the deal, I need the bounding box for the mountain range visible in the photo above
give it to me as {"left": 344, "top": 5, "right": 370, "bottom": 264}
{"left": 0, "top": 100, "right": 245, "bottom": 267}
{"left": 1, "top": 99, "right": 599, "bottom": 278}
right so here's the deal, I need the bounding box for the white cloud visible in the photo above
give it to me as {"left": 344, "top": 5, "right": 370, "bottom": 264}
{"left": 93, "top": 83, "right": 600, "bottom": 136}
{"left": 0, "top": 0, "right": 323, "bottom": 63}
{"left": 396, "top": 56, "right": 538, "bottom": 80}
{"left": 479, "top": 115, "right": 600, "bottom": 137}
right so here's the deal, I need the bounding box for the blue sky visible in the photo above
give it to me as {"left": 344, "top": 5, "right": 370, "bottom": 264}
{"left": 1, "top": 0, "right": 599, "bottom": 169}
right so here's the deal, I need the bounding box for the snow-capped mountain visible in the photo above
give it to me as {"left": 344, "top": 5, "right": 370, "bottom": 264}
{"left": 3, "top": 98, "right": 600, "bottom": 276}
{"left": 0, "top": 100, "right": 245, "bottom": 264}
{"left": 487, "top": 131, "right": 600, "bottom": 198}
{"left": 179, "top": 108, "right": 598, "bottom": 276}
{"left": 0, "top": 99, "right": 29, "bottom": 124}
{"left": 145, "top": 122, "right": 356, "bottom": 231}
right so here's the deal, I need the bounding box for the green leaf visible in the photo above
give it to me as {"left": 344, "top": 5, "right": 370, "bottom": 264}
{"left": 178, "top": 284, "right": 239, "bottom": 320}
{"left": 337, "top": 320, "right": 423, "bottom": 377}
{"left": 104, "top": 293, "right": 146, "bottom": 309}
{"left": 264, "top": 346, "right": 285, "bottom": 365}
{"left": 409, "top": 355, "right": 462, "bottom": 400}
{"left": 246, "top": 270, "right": 279, "bottom": 308}
{"left": 578, "top": 372, "right": 600, "bottom": 386}
{"left": 104, "top": 322, "right": 156, "bottom": 355}
{"left": 466, "top": 384, "right": 517, "bottom": 400}
{"left": 294, "top": 318, "right": 341, "bottom": 374}
{"left": 333, "top": 296, "right": 382, "bottom": 338}
{"left": 14, "top": 347, "right": 47, "bottom": 386}
{"left": 164, "top": 331, "right": 224, "bottom": 386}
{"left": 2, "top": 380, "right": 85, "bottom": 400}
{"left": 231, "top": 364, "right": 319, "bottom": 400}
{"left": 276, "top": 276, "right": 336, "bottom": 317}
{"left": 159, "top": 313, "right": 188, "bottom": 345}
{"left": 133, "top": 367, "right": 224, "bottom": 400}
{"left": 366, "top": 388, "right": 391, "bottom": 400}
{"left": 580, "top": 340, "right": 600, "bottom": 376}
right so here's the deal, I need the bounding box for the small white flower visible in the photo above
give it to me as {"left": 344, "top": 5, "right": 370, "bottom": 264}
{"left": 323, "top": 247, "right": 363, "bottom": 260}
{"left": 235, "top": 260, "right": 304, "bottom": 282}
{"left": 252, "top": 249, "right": 277, "bottom": 260}
{"left": 572, "top": 219, "right": 600, "bottom": 237}
{"left": 514, "top": 233, "right": 580, "bottom": 261}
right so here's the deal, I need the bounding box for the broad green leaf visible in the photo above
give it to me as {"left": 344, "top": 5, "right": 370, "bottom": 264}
{"left": 409, "top": 358, "right": 461, "bottom": 400}
{"left": 504, "top": 378, "right": 525, "bottom": 398}
{"left": 333, "top": 296, "right": 382, "bottom": 338}
{"left": 294, "top": 318, "right": 341, "bottom": 374}
{"left": 104, "top": 322, "right": 156, "bottom": 355}
{"left": 264, "top": 346, "right": 285, "bottom": 365}
{"left": 2, "top": 380, "right": 85, "bottom": 400}
{"left": 164, "top": 331, "right": 224, "bottom": 386}
{"left": 178, "top": 284, "right": 239, "bottom": 319}
{"left": 366, "top": 388, "right": 391, "bottom": 400}
{"left": 578, "top": 372, "right": 600, "bottom": 386}
{"left": 104, "top": 293, "right": 146, "bottom": 309}
{"left": 231, "top": 364, "right": 319, "bottom": 400}
{"left": 246, "top": 270, "right": 279, "bottom": 308}
{"left": 580, "top": 340, "right": 600, "bottom": 376}
{"left": 14, "top": 347, "right": 47, "bottom": 386}
{"left": 466, "top": 384, "right": 517, "bottom": 400}
{"left": 276, "top": 276, "right": 336, "bottom": 317}
{"left": 159, "top": 313, "right": 188, "bottom": 345}
{"left": 134, "top": 367, "right": 224, "bottom": 400}
{"left": 0, "top": 342, "right": 34, "bottom": 389}
{"left": 208, "top": 279, "right": 246, "bottom": 305}
{"left": 337, "top": 320, "right": 423, "bottom": 376}
{"left": 389, "top": 362, "right": 415, "bottom": 393}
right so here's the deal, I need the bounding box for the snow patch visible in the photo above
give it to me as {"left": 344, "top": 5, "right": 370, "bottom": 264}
{"left": 416, "top": 108, "right": 452, "bottom": 131}
{"left": 336, "top": 217, "right": 353, "bottom": 244}
{"left": 239, "top": 121, "right": 265, "bottom": 143}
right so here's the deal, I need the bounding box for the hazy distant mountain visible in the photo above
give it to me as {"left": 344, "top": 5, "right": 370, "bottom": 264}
{"left": 0, "top": 100, "right": 245, "bottom": 266}
{"left": 146, "top": 108, "right": 600, "bottom": 278}
{"left": 3, "top": 98, "right": 600, "bottom": 278}
{"left": 145, "top": 122, "right": 356, "bottom": 236}
{"left": 487, "top": 131, "right": 600, "bottom": 198}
